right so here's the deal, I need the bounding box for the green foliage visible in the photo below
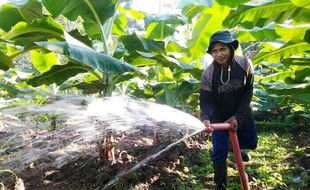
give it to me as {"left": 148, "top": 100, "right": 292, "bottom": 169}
{"left": 224, "top": 1, "right": 310, "bottom": 29}
{"left": 246, "top": 131, "right": 308, "bottom": 189}
{"left": 144, "top": 14, "right": 187, "bottom": 40}
{"left": 31, "top": 49, "right": 58, "bottom": 73}
{"left": 108, "top": 178, "right": 126, "bottom": 190}
{"left": 42, "top": 0, "right": 118, "bottom": 42}
{"left": 0, "top": 0, "right": 43, "bottom": 32}
{"left": 236, "top": 1, "right": 310, "bottom": 113}
{"left": 275, "top": 24, "right": 309, "bottom": 41}
{"left": 160, "top": 126, "right": 308, "bottom": 189}
{"left": 237, "top": 27, "right": 280, "bottom": 42}
{"left": 253, "top": 41, "right": 310, "bottom": 64}
{"left": 35, "top": 41, "right": 143, "bottom": 74}
{"left": 120, "top": 34, "right": 165, "bottom": 54}
{"left": 0, "top": 0, "right": 309, "bottom": 115}
{"left": 127, "top": 172, "right": 140, "bottom": 183}
{"left": 0, "top": 82, "right": 23, "bottom": 97}
{"left": 182, "top": 5, "right": 206, "bottom": 21}
{"left": 1, "top": 17, "right": 64, "bottom": 42}
{"left": 27, "top": 62, "right": 90, "bottom": 87}
{"left": 0, "top": 2, "right": 309, "bottom": 190}
{"left": 0, "top": 51, "right": 13, "bottom": 71}
{"left": 188, "top": 2, "right": 230, "bottom": 60}
{"left": 190, "top": 150, "right": 213, "bottom": 177}
{"left": 290, "top": 0, "right": 310, "bottom": 9}
{"left": 216, "top": 0, "right": 249, "bottom": 8}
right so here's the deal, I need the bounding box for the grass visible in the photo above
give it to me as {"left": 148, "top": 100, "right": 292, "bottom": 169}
{"left": 243, "top": 132, "right": 308, "bottom": 190}
{"left": 175, "top": 127, "right": 308, "bottom": 190}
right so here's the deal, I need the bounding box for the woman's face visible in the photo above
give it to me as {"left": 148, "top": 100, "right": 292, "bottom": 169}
{"left": 211, "top": 43, "right": 231, "bottom": 66}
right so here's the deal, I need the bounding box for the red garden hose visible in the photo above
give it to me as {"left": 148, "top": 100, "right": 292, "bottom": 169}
{"left": 210, "top": 123, "right": 250, "bottom": 190}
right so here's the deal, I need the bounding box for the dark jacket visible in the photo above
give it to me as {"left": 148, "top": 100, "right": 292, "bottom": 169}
{"left": 200, "top": 56, "right": 254, "bottom": 127}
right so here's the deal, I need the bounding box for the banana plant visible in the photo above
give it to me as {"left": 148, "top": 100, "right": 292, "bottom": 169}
{"left": 0, "top": 0, "right": 143, "bottom": 96}
{"left": 186, "top": 2, "right": 231, "bottom": 60}
{"left": 224, "top": 0, "right": 310, "bottom": 114}
{"left": 0, "top": 0, "right": 309, "bottom": 117}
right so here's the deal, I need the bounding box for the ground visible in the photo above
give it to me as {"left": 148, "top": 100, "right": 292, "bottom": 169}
{"left": 1, "top": 114, "right": 309, "bottom": 190}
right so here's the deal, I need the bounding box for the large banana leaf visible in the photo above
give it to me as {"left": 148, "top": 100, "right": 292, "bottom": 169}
{"left": 258, "top": 71, "right": 294, "bottom": 82}
{"left": 128, "top": 56, "right": 158, "bottom": 67}
{"left": 217, "top": 0, "right": 249, "bottom": 8}
{"left": 166, "top": 41, "right": 189, "bottom": 54}
{"left": 145, "top": 14, "right": 187, "bottom": 40}
{"left": 265, "top": 83, "right": 310, "bottom": 95}
{"left": 125, "top": 52, "right": 196, "bottom": 70}
{"left": 177, "top": 81, "right": 198, "bottom": 95}
{"left": 188, "top": 2, "right": 230, "bottom": 60}
{"left": 120, "top": 34, "right": 165, "bottom": 54}
{"left": 0, "top": 4, "right": 25, "bottom": 32}
{"left": 0, "top": 51, "right": 13, "bottom": 71}
{"left": 11, "top": 34, "right": 59, "bottom": 48}
{"left": 59, "top": 72, "right": 108, "bottom": 94}
{"left": 158, "top": 67, "right": 174, "bottom": 82}
{"left": 42, "top": 0, "right": 118, "bottom": 41}
{"left": 60, "top": 80, "right": 106, "bottom": 94}
{"left": 154, "top": 81, "right": 197, "bottom": 107}
{"left": 112, "top": 14, "right": 127, "bottom": 36}
{"left": 125, "top": 8, "right": 144, "bottom": 20}
{"left": 295, "top": 68, "right": 310, "bottom": 82}
{"left": 161, "top": 55, "right": 196, "bottom": 70}
{"left": 35, "top": 41, "right": 144, "bottom": 74}
{"left": 305, "top": 29, "right": 310, "bottom": 43}
{"left": 1, "top": 17, "right": 64, "bottom": 41}
{"left": 182, "top": 5, "right": 206, "bottom": 22}
{"left": 282, "top": 58, "right": 310, "bottom": 66}
{"left": 154, "top": 83, "right": 177, "bottom": 106}
{"left": 0, "top": 0, "right": 43, "bottom": 32}
{"left": 27, "top": 62, "right": 90, "bottom": 87}
{"left": 178, "top": 0, "right": 213, "bottom": 10}
{"left": 31, "top": 49, "right": 58, "bottom": 74}
{"left": 224, "top": 1, "right": 310, "bottom": 29}
{"left": 253, "top": 41, "right": 310, "bottom": 64}
{"left": 144, "top": 14, "right": 187, "bottom": 28}
{"left": 291, "top": 94, "right": 310, "bottom": 104}
{"left": 290, "top": 0, "right": 310, "bottom": 9}
{"left": 68, "top": 29, "right": 92, "bottom": 48}
{"left": 42, "top": 0, "right": 116, "bottom": 23}
{"left": 275, "top": 24, "right": 310, "bottom": 41}
{"left": 237, "top": 27, "right": 280, "bottom": 42}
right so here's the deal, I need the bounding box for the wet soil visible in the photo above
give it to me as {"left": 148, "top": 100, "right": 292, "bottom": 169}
{"left": 1, "top": 112, "right": 309, "bottom": 190}
{"left": 1, "top": 133, "right": 212, "bottom": 190}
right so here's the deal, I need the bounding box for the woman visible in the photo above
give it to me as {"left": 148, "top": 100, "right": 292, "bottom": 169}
{"left": 200, "top": 30, "right": 258, "bottom": 189}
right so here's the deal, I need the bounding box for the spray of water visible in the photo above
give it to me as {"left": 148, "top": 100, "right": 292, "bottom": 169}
{"left": 0, "top": 95, "right": 204, "bottom": 189}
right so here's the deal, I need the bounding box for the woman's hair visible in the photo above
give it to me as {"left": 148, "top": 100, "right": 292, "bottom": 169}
{"left": 227, "top": 43, "right": 235, "bottom": 56}
{"left": 227, "top": 43, "right": 235, "bottom": 64}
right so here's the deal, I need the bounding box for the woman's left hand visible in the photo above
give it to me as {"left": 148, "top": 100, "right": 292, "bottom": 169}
{"left": 225, "top": 116, "right": 238, "bottom": 131}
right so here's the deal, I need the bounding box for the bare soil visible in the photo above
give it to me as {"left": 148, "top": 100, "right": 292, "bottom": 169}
{"left": 1, "top": 114, "right": 309, "bottom": 190}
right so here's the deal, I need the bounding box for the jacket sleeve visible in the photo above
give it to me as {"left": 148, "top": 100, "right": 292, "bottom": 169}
{"left": 234, "top": 58, "right": 254, "bottom": 125}
{"left": 200, "top": 89, "right": 217, "bottom": 121}
{"left": 200, "top": 65, "right": 217, "bottom": 121}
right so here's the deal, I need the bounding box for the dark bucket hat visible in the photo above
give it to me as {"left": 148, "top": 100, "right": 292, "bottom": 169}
{"left": 207, "top": 30, "right": 239, "bottom": 54}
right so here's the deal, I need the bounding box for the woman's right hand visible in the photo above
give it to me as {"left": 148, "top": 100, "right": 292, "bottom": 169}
{"left": 203, "top": 120, "right": 213, "bottom": 133}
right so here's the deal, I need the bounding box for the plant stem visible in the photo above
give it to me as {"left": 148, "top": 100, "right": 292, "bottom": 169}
{"left": 0, "top": 169, "right": 18, "bottom": 180}
{"left": 83, "top": 0, "right": 110, "bottom": 55}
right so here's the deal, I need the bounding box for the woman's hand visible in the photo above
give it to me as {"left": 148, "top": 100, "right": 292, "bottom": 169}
{"left": 225, "top": 116, "right": 238, "bottom": 131}
{"left": 203, "top": 120, "right": 213, "bottom": 133}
